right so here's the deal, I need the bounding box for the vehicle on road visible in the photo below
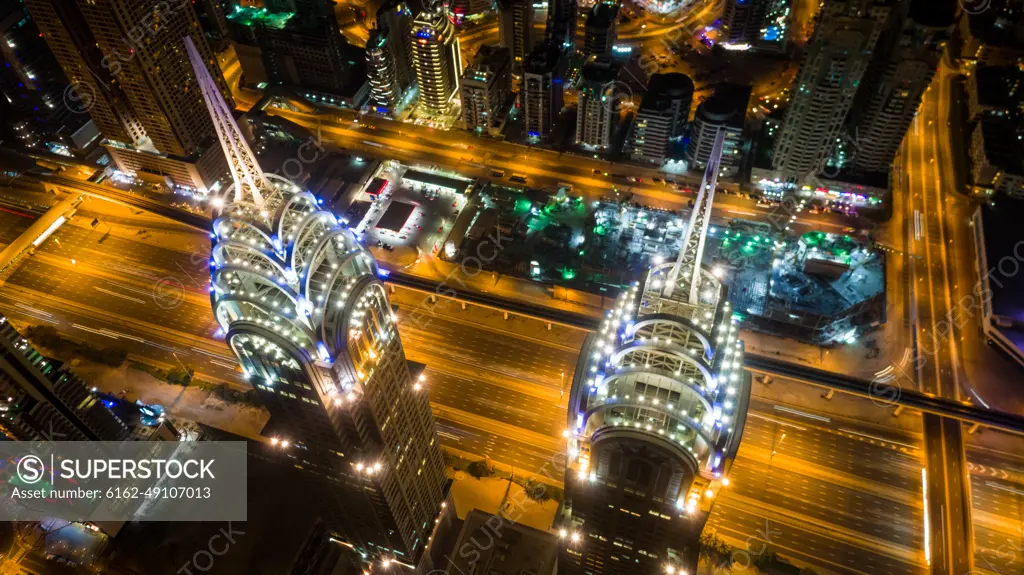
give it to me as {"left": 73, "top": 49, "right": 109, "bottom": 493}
{"left": 509, "top": 173, "right": 528, "bottom": 184}
{"left": 491, "top": 169, "right": 505, "bottom": 177}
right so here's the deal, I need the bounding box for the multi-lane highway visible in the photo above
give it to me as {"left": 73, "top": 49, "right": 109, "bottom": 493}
{"left": 897, "top": 50, "right": 1024, "bottom": 574}
{"left": 1, "top": 199, "right": 1022, "bottom": 575}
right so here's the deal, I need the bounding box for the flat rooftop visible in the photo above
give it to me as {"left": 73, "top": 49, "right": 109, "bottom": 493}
{"left": 376, "top": 201, "right": 416, "bottom": 232}
{"left": 403, "top": 169, "right": 470, "bottom": 193}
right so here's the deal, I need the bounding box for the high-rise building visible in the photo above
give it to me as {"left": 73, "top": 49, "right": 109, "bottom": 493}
{"left": 842, "top": 2, "right": 953, "bottom": 174}
{"left": 259, "top": 9, "right": 367, "bottom": 103}
{"left": 410, "top": 1, "right": 462, "bottom": 117}
{"left": 687, "top": 83, "right": 751, "bottom": 177}
{"left": 460, "top": 45, "right": 512, "bottom": 133}
{"left": 0, "top": 0, "right": 97, "bottom": 155}
{"left": 188, "top": 37, "right": 449, "bottom": 568}
{"left": 367, "top": 29, "right": 406, "bottom": 115}
{"left": 523, "top": 41, "right": 567, "bottom": 140}
{"left": 192, "top": 0, "right": 231, "bottom": 52}
{"left": 560, "top": 131, "right": 749, "bottom": 575}
{"left": 722, "top": 0, "right": 769, "bottom": 45}
{"left": 377, "top": 0, "right": 416, "bottom": 93}
{"left": 26, "top": 0, "right": 232, "bottom": 191}
{"left": 575, "top": 59, "right": 619, "bottom": 150}
{"left": 546, "top": 0, "right": 578, "bottom": 51}
{"left": 771, "top": 0, "right": 896, "bottom": 183}
{"left": 627, "top": 73, "right": 693, "bottom": 165}
{"left": 0, "top": 315, "right": 130, "bottom": 442}
{"left": 584, "top": 2, "right": 620, "bottom": 58}
{"left": 497, "top": 0, "right": 535, "bottom": 72}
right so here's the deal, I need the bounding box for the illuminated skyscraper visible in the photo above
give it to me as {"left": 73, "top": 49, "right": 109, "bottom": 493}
{"left": 377, "top": 0, "right": 416, "bottom": 93}
{"left": 687, "top": 83, "right": 751, "bottom": 177}
{"left": 627, "top": 73, "right": 694, "bottom": 165}
{"left": 523, "top": 40, "right": 566, "bottom": 141}
{"left": 410, "top": 1, "right": 462, "bottom": 117}
{"left": 187, "top": 38, "right": 448, "bottom": 569}
{"left": 561, "top": 131, "right": 749, "bottom": 574}
{"left": 367, "top": 28, "right": 406, "bottom": 115}
{"left": 26, "top": 0, "right": 231, "bottom": 190}
{"left": 575, "top": 59, "right": 619, "bottom": 150}
{"left": 843, "top": 2, "right": 953, "bottom": 174}
{"left": 771, "top": 0, "right": 895, "bottom": 183}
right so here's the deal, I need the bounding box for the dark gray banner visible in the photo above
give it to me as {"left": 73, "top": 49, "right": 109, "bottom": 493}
{"left": 0, "top": 441, "right": 247, "bottom": 521}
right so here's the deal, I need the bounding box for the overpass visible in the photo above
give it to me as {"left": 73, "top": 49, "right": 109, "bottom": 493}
{"left": 30, "top": 172, "right": 1024, "bottom": 435}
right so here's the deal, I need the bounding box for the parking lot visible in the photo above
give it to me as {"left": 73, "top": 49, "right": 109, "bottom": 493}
{"left": 350, "top": 163, "right": 471, "bottom": 258}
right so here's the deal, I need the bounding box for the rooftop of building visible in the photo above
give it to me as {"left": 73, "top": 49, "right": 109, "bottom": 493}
{"left": 974, "top": 64, "right": 1024, "bottom": 114}
{"left": 581, "top": 58, "right": 617, "bottom": 85}
{"left": 225, "top": 5, "right": 294, "bottom": 30}
{"left": 466, "top": 44, "right": 511, "bottom": 77}
{"left": 636, "top": 73, "right": 693, "bottom": 113}
{"left": 978, "top": 199, "right": 1024, "bottom": 323}
{"left": 524, "top": 40, "right": 565, "bottom": 74}
{"left": 697, "top": 83, "right": 752, "bottom": 128}
{"left": 977, "top": 115, "right": 1024, "bottom": 176}
{"left": 445, "top": 509, "right": 558, "bottom": 575}
{"left": 586, "top": 2, "right": 619, "bottom": 29}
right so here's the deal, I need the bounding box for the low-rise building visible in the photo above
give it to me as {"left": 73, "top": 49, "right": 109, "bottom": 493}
{"left": 446, "top": 509, "right": 558, "bottom": 575}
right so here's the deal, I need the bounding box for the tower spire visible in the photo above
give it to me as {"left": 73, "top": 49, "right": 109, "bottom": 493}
{"left": 665, "top": 128, "right": 726, "bottom": 303}
{"left": 184, "top": 36, "right": 271, "bottom": 208}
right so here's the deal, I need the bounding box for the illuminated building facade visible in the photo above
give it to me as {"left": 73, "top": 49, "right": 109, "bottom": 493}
{"left": 367, "top": 29, "right": 405, "bottom": 115}
{"left": 575, "top": 59, "right": 618, "bottom": 150}
{"left": 26, "top": 0, "right": 231, "bottom": 191}
{"left": 627, "top": 73, "right": 693, "bottom": 165}
{"left": 843, "top": 4, "right": 953, "bottom": 174}
{"left": 687, "top": 83, "right": 750, "bottom": 177}
{"left": 771, "top": 0, "right": 895, "bottom": 183}
{"left": 410, "top": 2, "right": 463, "bottom": 117}
{"left": 187, "top": 38, "right": 448, "bottom": 568}
{"left": 377, "top": 0, "right": 416, "bottom": 93}
{"left": 560, "top": 131, "right": 750, "bottom": 574}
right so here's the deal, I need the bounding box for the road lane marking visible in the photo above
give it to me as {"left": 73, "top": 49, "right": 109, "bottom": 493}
{"left": 773, "top": 405, "right": 831, "bottom": 422}
{"left": 838, "top": 428, "right": 918, "bottom": 450}
{"left": 748, "top": 412, "right": 807, "bottom": 430}
{"left": 985, "top": 481, "right": 1024, "bottom": 497}
{"left": 93, "top": 286, "right": 146, "bottom": 304}
{"left": 72, "top": 323, "right": 119, "bottom": 338}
